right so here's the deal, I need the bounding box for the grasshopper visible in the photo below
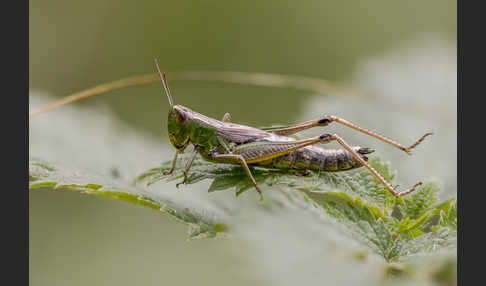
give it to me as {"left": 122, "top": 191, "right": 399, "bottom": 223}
{"left": 154, "top": 59, "right": 432, "bottom": 199}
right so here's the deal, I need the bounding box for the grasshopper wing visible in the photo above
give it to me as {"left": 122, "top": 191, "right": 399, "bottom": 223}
{"left": 187, "top": 107, "right": 290, "bottom": 144}
{"left": 216, "top": 123, "right": 275, "bottom": 144}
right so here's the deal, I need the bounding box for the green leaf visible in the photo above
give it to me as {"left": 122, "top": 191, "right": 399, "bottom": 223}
{"left": 31, "top": 151, "right": 456, "bottom": 266}
{"left": 398, "top": 182, "right": 439, "bottom": 220}
{"left": 399, "top": 228, "right": 457, "bottom": 258}
{"left": 302, "top": 189, "right": 400, "bottom": 261}
{"left": 433, "top": 198, "right": 457, "bottom": 231}
{"left": 135, "top": 154, "right": 456, "bottom": 264}
{"left": 29, "top": 159, "right": 227, "bottom": 239}
{"left": 418, "top": 198, "right": 457, "bottom": 233}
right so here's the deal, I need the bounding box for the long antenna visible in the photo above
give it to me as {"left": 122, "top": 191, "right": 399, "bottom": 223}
{"left": 154, "top": 58, "right": 174, "bottom": 108}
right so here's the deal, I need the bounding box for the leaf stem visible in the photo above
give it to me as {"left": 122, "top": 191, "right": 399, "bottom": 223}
{"left": 29, "top": 71, "right": 365, "bottom": 118}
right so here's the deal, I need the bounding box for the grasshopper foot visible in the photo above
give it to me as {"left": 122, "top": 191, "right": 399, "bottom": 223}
{"left": 176, "top": 172, "right": 189, "bottom": 188}
{"left": 403, "top": 132, "right": 434, "bottom": 155}
{"left": 396, "top": 181, "right": 422, "bottom": 197}
{"left": 162, "top": 169, "right": 174, "bottom": 175}
{"left": 255, "top": 186, "right": 263, "bottom": 201}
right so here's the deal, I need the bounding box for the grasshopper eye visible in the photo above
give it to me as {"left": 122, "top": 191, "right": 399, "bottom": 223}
{"left": 177, "top": 112, "right": 187, "bottom": 124}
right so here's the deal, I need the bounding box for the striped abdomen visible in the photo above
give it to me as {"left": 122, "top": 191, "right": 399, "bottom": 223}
{"left": 253, "top": 145, "right": 374, "bottom": 171}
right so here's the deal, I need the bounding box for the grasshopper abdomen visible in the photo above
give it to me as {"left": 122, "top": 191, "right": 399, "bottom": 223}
{"left": 257, "top": 145, "right": 375, "bottom": 172}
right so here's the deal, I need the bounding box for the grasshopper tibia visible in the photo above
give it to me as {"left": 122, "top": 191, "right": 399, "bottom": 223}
{"left": 329, "top": 133, "right": 422, "bottom": 197}
{"left": 267, "top": 115, "right": 433, "bottom": 155}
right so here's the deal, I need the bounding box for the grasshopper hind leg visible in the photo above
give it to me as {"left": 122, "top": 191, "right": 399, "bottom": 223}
{"left": 265, "top": 115, "right": 432, "bottom": 155}
{"left": 209, "top": 152, "right": 263, "bottom": 200}
{"left": 321, "top": 133, "right": 423, "bottom": 197}
{"left": 232, "top": 132, "right": 421, "bottom": 198}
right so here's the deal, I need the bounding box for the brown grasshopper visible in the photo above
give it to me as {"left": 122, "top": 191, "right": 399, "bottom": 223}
{"left": 155, "top": 59, "right": 433, "bottom": 198}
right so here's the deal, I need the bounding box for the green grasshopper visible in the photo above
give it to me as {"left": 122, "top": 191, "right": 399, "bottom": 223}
{"left": 154, "top": 59, "right": 432, "bottom": 199}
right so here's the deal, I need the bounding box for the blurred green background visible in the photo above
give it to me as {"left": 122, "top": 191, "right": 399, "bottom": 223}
{"left": 29, "top": 1, "right": 456, "bottom": 285}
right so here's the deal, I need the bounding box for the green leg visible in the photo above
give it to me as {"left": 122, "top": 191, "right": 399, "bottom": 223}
{"left": 176, "top": 147, "right": 200, "bottom": 188}
{"left": 163, "top": 151, "right": 179, "bottom": 175}
{"left": 210, "top": 153, "right": 263, "bottom": 200}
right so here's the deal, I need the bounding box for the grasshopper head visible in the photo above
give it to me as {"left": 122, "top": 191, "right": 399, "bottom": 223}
{"left": 167, "top": 105, "right": 192, "bottom": 151}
